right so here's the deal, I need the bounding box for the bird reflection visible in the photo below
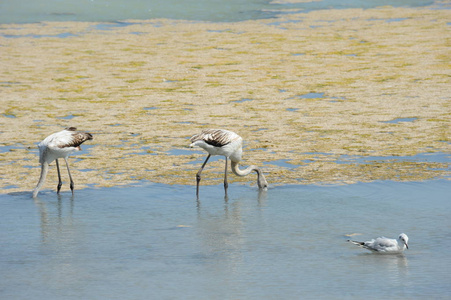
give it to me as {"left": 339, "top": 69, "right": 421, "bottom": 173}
{"left": 196, "top": 187, "right": 267, "bottom": 211}
{"left": 33, "top": 196, "right": 50, "bottom": 243}
{"left": 358, "top": 252, "right": 409, "bottom": 286}
{"left": 383, "top": 254, "right": 409, "bottom": 285}
{"left": 196, "top": 200, "right": 244, "bottom": 275}
{"left": 32, "top": 194, "right": 84, "bottom": 287}
{"left": 257, "top": 188, "right": 267, "bottom": 207}
{"left": 33, "top": 194, "right": 76, "bottom": 245}
{"left": 194, "top": 188, "right": 267, "bottom": 277}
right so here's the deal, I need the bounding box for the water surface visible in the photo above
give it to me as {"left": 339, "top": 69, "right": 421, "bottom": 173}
{"left": 0, "top": 0, "right": 438, "bottom": 24}
{"left": 1, "top": 180, "right": 450, "bottom": 299}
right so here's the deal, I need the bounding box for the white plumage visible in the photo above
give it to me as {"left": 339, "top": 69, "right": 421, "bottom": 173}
{"left": 190, "top": 129, "right": 242, "bottom": 161}
{"left": 32, "top": 127, "right": 93, "bottom": 198}
{"left": 190, "top": 129, "right": 268, "bottom": 197}
{"left": 348, "top": 233, "right": 409, "bottom": 253}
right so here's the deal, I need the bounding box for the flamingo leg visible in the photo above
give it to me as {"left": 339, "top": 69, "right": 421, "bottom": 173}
{"left": 64, "top": 158, "right": 75, "bottom": 194}
{"left": 224, "top": 157, "right": 229, "bottom": 192}
{"left": 196, "top": 154, "right": 211, "bottom": 197}
{"left": 56, "top": 159, "right": 63, "bottom": 194}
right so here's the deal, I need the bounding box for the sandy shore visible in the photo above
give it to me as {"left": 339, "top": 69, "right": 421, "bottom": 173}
{"left": 0, "top": 5, "right": 450, "bottom": 193}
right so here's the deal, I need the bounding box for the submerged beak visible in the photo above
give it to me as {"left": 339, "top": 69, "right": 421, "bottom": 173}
{"left": 257, "top": 177, "right": 268, "bottom": 190}
{"left": 256, "top": 168, "right": 268, "bottom": 190}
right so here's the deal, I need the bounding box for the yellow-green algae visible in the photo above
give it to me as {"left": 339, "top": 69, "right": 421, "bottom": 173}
{"left": 0, "top": 6, "right": 450, "bottom": 194}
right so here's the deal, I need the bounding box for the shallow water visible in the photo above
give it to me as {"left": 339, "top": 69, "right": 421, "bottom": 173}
{"left": 0, "top": 0, "right": 439, "bottom": 24}
{"left": 1, "top": 180, "right": 450, "bottom": 299}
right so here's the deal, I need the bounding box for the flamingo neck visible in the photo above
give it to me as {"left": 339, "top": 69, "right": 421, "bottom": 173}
{"left": 33, "top": 162, "right": 49, "bottom": 198}
{"left": 231, "top": 161, "right": 268, "bottom": 189}
{"left": 231, "top": 161, "right": 255, "bottom": 176}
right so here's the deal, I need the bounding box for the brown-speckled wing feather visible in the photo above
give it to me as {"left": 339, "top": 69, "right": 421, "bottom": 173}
{"left": 190, "top": 129, "right": 237, "bottom": 148}
{"left": 60, "top": 129, "right": 93, "bottom": 148}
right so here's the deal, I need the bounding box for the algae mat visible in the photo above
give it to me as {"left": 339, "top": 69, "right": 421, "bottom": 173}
{"left": 0, "top": 6, "right": 450, "bottom": 193}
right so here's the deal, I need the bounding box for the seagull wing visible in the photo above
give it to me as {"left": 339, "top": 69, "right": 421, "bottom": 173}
{"left": 365, "top": 237, "right": 398, "bottom": 252}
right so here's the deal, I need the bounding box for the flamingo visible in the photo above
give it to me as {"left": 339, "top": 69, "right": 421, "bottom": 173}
{"left": 189, "top": 129, "right": 268, "bottom": 197}
{"left": 32, "top": 127, "right": 93, "bottom": 198}
{"left": 348, "top": 233, "right": 409, "bottom": 253}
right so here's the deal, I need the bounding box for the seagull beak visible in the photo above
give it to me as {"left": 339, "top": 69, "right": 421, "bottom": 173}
{"left": 405, "top": 242, "right": 408, "bottom": 249}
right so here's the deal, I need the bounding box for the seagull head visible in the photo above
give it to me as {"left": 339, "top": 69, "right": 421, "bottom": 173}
{"left": 398, "top": 233, "right": 409, "bottom": 250}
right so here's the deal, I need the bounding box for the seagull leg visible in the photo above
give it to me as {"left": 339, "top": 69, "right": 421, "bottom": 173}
{"left": 224, "top": 157, "right": 229, "bottom": 193}
{"left": 56, "top": 159, "right": 63, "bottom": 194}
{"left": 64, "top": 158, "right": 75, "bottom": 195}
{"left": 196, "top": 154, "right": 210, "bottom": 197}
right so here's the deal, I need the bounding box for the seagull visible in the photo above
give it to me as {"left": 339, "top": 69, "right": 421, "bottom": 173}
{"left": 32, "top": 127, "right": 93, "bottom": 198}
{"left": 189, "top": 129, "right": 268, "bottom": 197}
{"left": 348, "top": 233, "right": 409, "bottom": 253}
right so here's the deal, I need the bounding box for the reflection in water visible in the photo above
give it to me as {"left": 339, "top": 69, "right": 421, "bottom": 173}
{"left": 33, "top": 197, "right": 49, "bottom": 243}
{"left": 196, "top": 188, "right": 267, "bottom": 211}
{"left": 357, "top": 253, "right": 409, "bottom": 287}
{"left": 197, "top": 200, "right": 244, "bottom": 275}
{"left": 195, "top": 189, "right": 267, "bottom": 279}
{"left": 33, "top": 195, "right": 75, "bottom": 245}
{"left": 385, "top": 254, "right": 409, "bottom": 287}
{"left": 32, "top": 195, "right": 87, "bottom": 290}
{"left": 257, "top": 189, "right": 267, "bottom": 207}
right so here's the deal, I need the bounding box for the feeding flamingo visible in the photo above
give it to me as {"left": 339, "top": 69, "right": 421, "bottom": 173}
{"left": 189, "top": 129, "right": 268, "bottom": 197}
{"left": 32, "top": 127, "right": 93, "bottom": 198}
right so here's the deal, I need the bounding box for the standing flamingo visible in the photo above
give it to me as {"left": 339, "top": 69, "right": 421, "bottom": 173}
{"left": 189, "top": 129, "right": 268, "bottom": 197}
{"left": 32, "top": 127, "right": 93, "bottom": 198}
